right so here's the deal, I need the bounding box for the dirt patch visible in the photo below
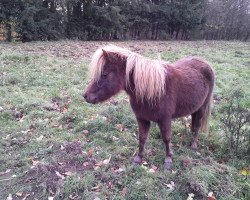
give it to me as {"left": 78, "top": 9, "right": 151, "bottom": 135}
{"left": 11, "top": 108, "right": 24, "bottom": 121}
{"left": 43, "top": 94, "right": 71, "bottom": 113}
{"left": 10, "top": 141, "right": 95, "bottom": 199}
{"left": 43, "top": 94, "right": 77, "bottom": 130}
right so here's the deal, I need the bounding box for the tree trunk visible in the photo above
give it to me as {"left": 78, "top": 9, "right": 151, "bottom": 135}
{"left": 155, "top": 23, "right": 158, "bottom": 40}
{"left": 181, "top": 30, "right": 185, "bottom": 40}
{"left": 176, "top": 28, "right": 180, "bottom": 39}
{"left": 6, "top": 23, "right": 12, "bottom": 42}
{"left": 151, "top": 24, "right": 155, "bottom": 40}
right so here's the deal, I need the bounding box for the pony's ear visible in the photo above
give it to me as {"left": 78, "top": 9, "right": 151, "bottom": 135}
{"left": 102, "top": 49, "right": 120, "bottom": 63}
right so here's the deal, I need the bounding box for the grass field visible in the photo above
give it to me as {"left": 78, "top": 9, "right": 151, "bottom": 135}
{"left": 0, "top": 41, "right": 249, "bottom": 200}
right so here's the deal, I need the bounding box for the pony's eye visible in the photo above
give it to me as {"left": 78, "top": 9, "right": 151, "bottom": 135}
{"left": 102, "top": 72, "right": 109, "bottom": 77}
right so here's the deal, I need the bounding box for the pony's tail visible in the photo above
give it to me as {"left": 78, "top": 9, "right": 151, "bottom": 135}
{"left": 200, "top": 92, "right": 213, "bottom": 134}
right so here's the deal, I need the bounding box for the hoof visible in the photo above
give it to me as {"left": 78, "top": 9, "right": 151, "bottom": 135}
{"left": 132, "top": 155, "right": 142, "bottom": 166}
{"left": 164, "top": 157, "right": 173, "bottom": 170}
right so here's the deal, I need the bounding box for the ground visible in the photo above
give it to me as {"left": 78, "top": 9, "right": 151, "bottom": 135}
{"left": 0, "top": 41, "right": 249, "bottom": 200}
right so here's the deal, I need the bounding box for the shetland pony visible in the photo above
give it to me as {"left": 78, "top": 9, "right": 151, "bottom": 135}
{"left": 83, "top": 45, "right": 215, "bottom": 169}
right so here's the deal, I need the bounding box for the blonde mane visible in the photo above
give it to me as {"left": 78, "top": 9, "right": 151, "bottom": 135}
{"left": 90, "top": 45, "right": 167, "bottom": 102}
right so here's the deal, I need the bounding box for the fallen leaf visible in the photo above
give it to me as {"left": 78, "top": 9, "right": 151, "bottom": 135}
{"left": 15, "top": 192, "right": 22, "bottom": 197}
{"left": 60, "top": 145, "right": 65, "bottom": 150}
{"left": 148, "top": 165, "right": 158, "bottom": 173}
{"left": 111, "top": 167, "right": 124, "bottom": 173}
{"left": 117, "top": 168, "right": 124, "bottom": 172}
{"left": 148, "top": 168, "right": 156, "bottom": 173}
{"left": 62, "top": 107, "right": 68, "bottom": 113}
{"left": 207, "top": 191, "right": 216, "bottom": 200}
{"left": 102, "top": 155, "right": 111, "bottom": 165}
{"left": 21, "top": 129, "right": 31, "bottom": 134}
{"left": 107, "top": 181, "right": 113, "bottom": 189}
{"left": 115, "top": 124, "right": 125, "bottom": 131}
{"left": 19, "top": 116, "right": 25, "bottom": 122}
{"left": 55, "top": 171, "right": 65, "bottom": 179}
{"left": 48, "top": 188, "right": 55, "bottom": 196}
{"left": 95, "top": 161, "right": 102, "bottom": 167}
{"left": 164, "top": 181, "right": 175, "bottom": 190}
{"left": 187, "top": 193, "right": 195, "bottom": 200}
{"left": 36, "top": 135, "right": 44, "bottom": 142}
{"left": 136, "top": 181, "right": 141, "bottom": 185}
{"left": 151, "top": 165, "right": 157, "bottom": 170}
{"left": 83, "top": 162, "right": 89, "bottom": 167}
{"left": 32, "top": 159, "right": 40, "bottom": 166}
{"left": 6, "top": 194, "right": 12, "bottom": 200}
{"left": 174, "top": 144, "right": 181, "bottom": 148}
{"left": 102, "top": 116, "right": 107, "bottom": 120}
{"left": 62, "top": 171, "right": 73, "bottom": 176}
{"left": 0, "top": 106, "right": 4, "bottom": 112}
{"left": 2, "top": 134, "right": 10, "bottom": 140}
{"left": 121, "top": 187, "right": 128, "bottom": 196}
{"left": 82, "top": 130, "right": 89, "bottom": 134}
{"left": 240, "top": 167, "right": 250, "bottom": 176}
{"left": 112, "top": 136, "right": 119, "bottom": 141}
{"left": 69, "top": 193, "right": 78, "bottom": 200}
{"left": 87, "top": 148, "right": 93, "bottom": 157}
{"left": 83, "top": 136, "right": 90, "bottom": 142}
{"left": 91, "top": 185, "right": 100, "bottom": 191}
{"left": 142, "top": 161, "right": 148, "bottom": 165}
{"left": 0, "top": 169, "right": 11, "bottom": 176}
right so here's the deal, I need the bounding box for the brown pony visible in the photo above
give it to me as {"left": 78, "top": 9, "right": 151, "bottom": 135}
{"left": 83, "top": 45, "right": 215, "bottom": 169}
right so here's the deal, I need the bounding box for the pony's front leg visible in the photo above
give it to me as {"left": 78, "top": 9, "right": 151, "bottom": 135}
{"left": 133, "top": 118, "right": 151, "bottom": 165}
{"left": 158, "top": 118, "right": 173, "bottom": 170}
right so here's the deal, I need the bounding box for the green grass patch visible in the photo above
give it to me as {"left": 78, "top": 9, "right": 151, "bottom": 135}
{"left": 0, "top": 41, "right": 249, "bottom": 200}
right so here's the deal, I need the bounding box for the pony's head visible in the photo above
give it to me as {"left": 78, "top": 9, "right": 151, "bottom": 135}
{"left": 83, "top": 45, "right": 167, "bottom": 104}
{"left": 83, "top": 46, "right": 129, "bottom": 104}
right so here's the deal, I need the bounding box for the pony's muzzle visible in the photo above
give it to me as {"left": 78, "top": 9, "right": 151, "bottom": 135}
{"left": 83, "top": 92, "right": 97, "bottom": 104}
{"left": 83, "top": 93, "right": 88, "bottom": 100}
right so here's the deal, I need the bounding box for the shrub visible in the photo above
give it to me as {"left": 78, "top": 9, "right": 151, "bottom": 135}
{"left": 219, "top": 88, "right": 250, "bottom": 158}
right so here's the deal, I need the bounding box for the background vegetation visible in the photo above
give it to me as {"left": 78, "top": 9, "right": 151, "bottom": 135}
{"left": 0, "top": 41, "right": 249, "bottom": 199}
{"left": 0, "top": 0, "right": 249, "bottom": 42}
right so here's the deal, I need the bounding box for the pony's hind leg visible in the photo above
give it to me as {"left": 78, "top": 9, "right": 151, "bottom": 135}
{"left": 133, "top": 118, "right": 151, "bottom": 165}
{"left": 190, "top": 106, "right": 206, "bottom": 150}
